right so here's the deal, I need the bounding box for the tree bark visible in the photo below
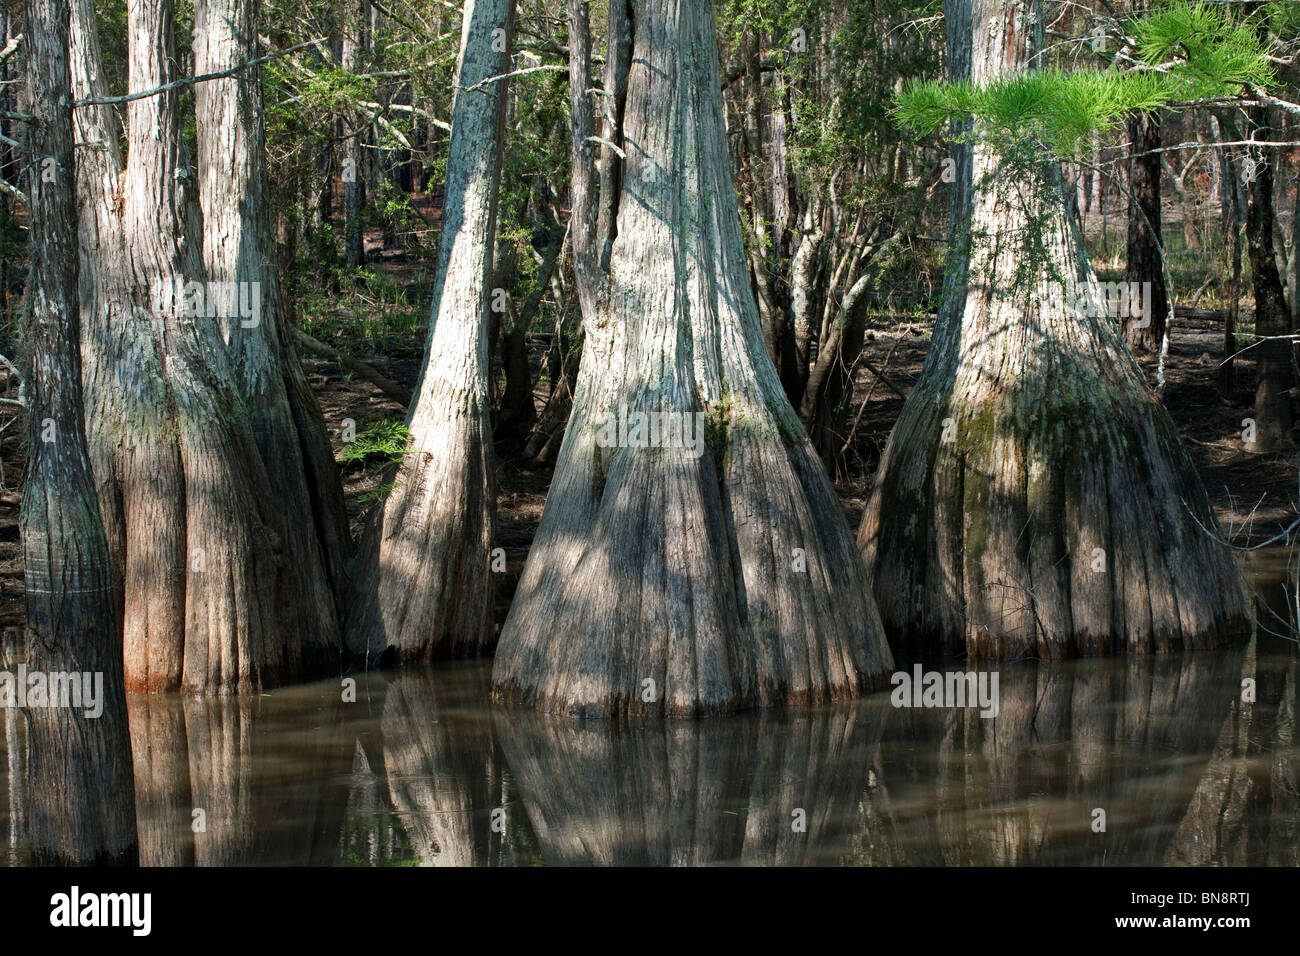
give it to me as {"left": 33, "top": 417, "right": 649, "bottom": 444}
{"left": 20, "top": 0, "right": 136, "bottom": 864}
{"left": 73, "top": 0, "right": 301, "bottom": 693}
{"left": 346, "top": 0, "right": 514, "bottom": 663}
{"left": 857, "top": 0, "right": 1249, "bottom": 660}
{"left": 491, "top": 0, "right": 893, "bottom": 718}
{"left": 496, "top": 216, "right": 562, "bottom": 448}
{"left": 1123, "top": 111, "right": 1168, "bottom": 353}
{"left": 342, "top": 0, "right": 365, "bottom": 270}
{"left": 194, "top": 0, "right": 352, "bottom": 672}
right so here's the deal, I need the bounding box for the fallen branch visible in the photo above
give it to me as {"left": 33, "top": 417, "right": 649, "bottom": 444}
{"left": 839, "top": 337, "right": 904, "bottom": 458}
{"left": 291, "top": 327, "right": 413, "bottom": 408}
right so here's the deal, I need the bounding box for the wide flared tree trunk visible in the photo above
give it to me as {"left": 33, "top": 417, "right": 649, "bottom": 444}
{"left": 1123, "top": 111, "right": 1168, "bottom": 353}
{"left": 73, "top": 0, "right": 299, "bottom": 693}
{"left": 491, "top": 0, "right": 892, "bottom": 718}
{"left": 20, "top": 0, "right": 136, "bottom": 864}
{"left": 857, "top": 0, "right": 1249, "bottom": 660}
{"left": 194, "top": 0, "right": 351, "bottom": 670}
{"left": 346, "top": 0, "right": 513, "bottom": 662}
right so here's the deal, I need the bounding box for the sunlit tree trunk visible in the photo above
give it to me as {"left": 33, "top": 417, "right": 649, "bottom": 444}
{"left": 20, "top": 0, "right": 136, "bottom": 864}
{"left": 193, "top": 0, "right": 351, "bottom": 671}
{"left": 491, "top": 0, "right": 892, "bottom": 717}
{"left": 346, "top": 0, "right": 514, "bottom": 662}
{"left": 342, "top": 0, "right": 365, "bottom": 269}
{"left": 858, "top": 0, "right": 1248, "bottom": 659}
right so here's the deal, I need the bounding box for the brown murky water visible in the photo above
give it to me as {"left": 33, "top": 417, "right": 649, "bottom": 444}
{"left": 2, "top": 551, "right": 1296, "bottom": 866}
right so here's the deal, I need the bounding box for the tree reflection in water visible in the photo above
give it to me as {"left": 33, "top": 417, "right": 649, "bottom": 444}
{"left": 0, "top": 647, "right": 1294, "bottom": 865}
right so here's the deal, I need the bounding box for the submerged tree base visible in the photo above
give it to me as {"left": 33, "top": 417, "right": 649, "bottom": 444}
{"left": 860, "top": 374, "right": 1252, "bottom": 661}
{"left": 490, "top": 0, "right": 894, "bottom": 719}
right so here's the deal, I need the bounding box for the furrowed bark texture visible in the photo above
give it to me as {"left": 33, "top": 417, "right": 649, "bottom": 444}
{"left": 20, "top": 0, "right": 137, "bottom": 864}
{"left": 345, "top": 0, "right": 513, "bottom": 662}
{"left": 857, "top": 0, "right": 1249, "bottom": 660}
{"left": 491, "top": 0, "right": 892, "bottom": 718}
{"left": 194, "top": 0, "right": 352, "bottom": 671}
{"left": 73, "top": 0, "right": 300, "bottom": 693}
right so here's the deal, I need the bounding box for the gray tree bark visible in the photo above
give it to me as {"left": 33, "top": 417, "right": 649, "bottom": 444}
{"left": 346, "top": 0, "right": 514, "bottom": 662}
{"left": 342, "top": 0, "right": 365, "bottom": 270}
{"left": 1243, "top": 114, "right": 1294, "bottom": 454}
{"left": 193, "top": 0, "right": 352, "bottom": 672}
{"left": 1123, "top": 111, "right": 1169, "bottom": 353}
{"left": 857, "top": 0, "right": 1249, "bottom": 660}
{"left": 491, "top": 0, "right": 892, "bottom": 718}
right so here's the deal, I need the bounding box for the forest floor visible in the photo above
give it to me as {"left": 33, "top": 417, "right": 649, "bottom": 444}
{"left": 0, "top": 257, "right": 1295, "bottom": 633}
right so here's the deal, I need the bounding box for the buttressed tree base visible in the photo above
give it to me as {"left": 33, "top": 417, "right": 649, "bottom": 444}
{"left": 858, "top": 0, "right": 1250, "bottom": 660}
{"left": 491, "top": 0, "right": 894, "bottom": 718}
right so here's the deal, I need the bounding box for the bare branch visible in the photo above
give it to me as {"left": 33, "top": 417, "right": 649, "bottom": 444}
{"left": 74, "top": 38, "right": 326, "bottom": 107}
{"left": 462, "top": 63, "right": 567, "bottom": 93}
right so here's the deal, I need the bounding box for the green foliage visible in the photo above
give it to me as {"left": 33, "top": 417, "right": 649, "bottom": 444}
{"left": 897, "top": 70, "right": 1176, "bottom": 154}
{"left": 1132, "top": 1, "right": 1276, "bottom": 95}
{"left": 338, "top": 418, "right": 412, "bottom": 466}
{"left": 894, "top": 1, "right": 1277, "bottom": 156}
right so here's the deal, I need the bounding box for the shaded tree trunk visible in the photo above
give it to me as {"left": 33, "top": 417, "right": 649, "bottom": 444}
{"left": 1244, "top": 122, "right": 1294, "bottom": 454}
{"left": 1222, "top": 150, "right": 1243, "bottom": 397}
{"left": 346, "top": 0, "right": 514, "bottom": 662}
{"left": 491, "top": 0, "right": 892, "bottom": 718}
{"left": 857, "top": 0, "right": 1248, "bottom": 660}
{"left": 495, "top": 217, "right": 562, "bottom": 448}
{"left": 20, "top": 0, "right": 136, "bottom": 864}
{"left": 739, "top": 27, "right": 795, "bottom": 390}
{"left": 194, "top": 0, "right": 352, "bottom": 672}
{"left": 1123, "top": 111, "right": 1168, "bottom": 353}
